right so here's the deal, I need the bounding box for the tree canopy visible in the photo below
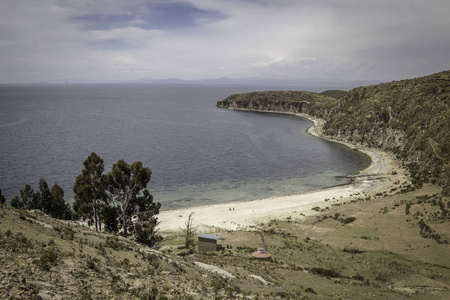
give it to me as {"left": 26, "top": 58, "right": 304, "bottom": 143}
{"left": 106, "top": 159, "right": 152, "bottom": 238}
{"left": 73, "top": 152, "right": 107, "bottom": 231}
{"left": 7, "top": 153, "right": 161, "bottom": 246}
{"left": 11, "top": 179, "right": 72, "bottom": 220}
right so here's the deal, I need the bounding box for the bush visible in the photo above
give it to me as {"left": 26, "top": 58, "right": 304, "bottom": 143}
{"left": 405, "top": 203, "right": 411, "bottom": 215}
{"left": 341, "top": 217, "right": 356, "bottom": 224}
{"left": 38, "top": 247, "right": 58, "bottom": 271}
{"left": 62, "top": 227, "right": 75, "bottom": 240}
{"left": 310, "top": 267, "right": 340, "bottom": 278}
{"left": 236, "top": 246, "right": 257, "bottom": 253}
{"left": 343, "top": 247, "right": 364, "bottom": 254}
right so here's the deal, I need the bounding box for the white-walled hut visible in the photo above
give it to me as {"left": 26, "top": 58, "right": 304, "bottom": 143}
{"left": 197, "top": 234, "right": 219, "bottom": 251}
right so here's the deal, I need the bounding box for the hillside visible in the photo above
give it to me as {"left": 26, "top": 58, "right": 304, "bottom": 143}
{"left": 323, "top": 71, "right": 450, "bottom": 194}
{"left": 216, "top": 91, "right": 340, "bottom": 120}
{"left": 217, "top": 70, "right": 450, "bottom": 195}
{"left": 1, "top": 182, "right": 450, "bottom": 299}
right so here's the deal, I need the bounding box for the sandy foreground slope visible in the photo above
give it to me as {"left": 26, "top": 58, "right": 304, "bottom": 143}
{"left": 158, "top": 112, "right": 408, "bottom": 233}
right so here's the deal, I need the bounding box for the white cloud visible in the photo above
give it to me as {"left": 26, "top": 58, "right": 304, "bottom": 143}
{"left": 247, "top": 56, "right": 285, "bottom": 68}
{"left": 0, "top": 0, "right": 450, "bottom": 83}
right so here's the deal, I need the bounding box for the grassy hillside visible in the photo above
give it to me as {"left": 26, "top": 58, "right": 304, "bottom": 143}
{"left": 323, "top": 71, "right": 450, "bottom": 194}
{"left": 1, "top": 183, "right": 449, "bottom": 299}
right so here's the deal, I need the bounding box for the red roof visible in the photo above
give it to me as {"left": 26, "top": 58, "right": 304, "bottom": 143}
{"left": 252, "top": 251, "right": 271, "bottom": 259}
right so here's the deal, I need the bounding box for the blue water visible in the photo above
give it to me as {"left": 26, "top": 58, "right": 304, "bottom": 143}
{"left": 0, "top": 83, "right": 370, "bottom": 209}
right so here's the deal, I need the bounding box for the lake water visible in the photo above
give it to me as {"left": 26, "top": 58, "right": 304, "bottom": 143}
{"left": 0, "top": 83, "right": 370, "bottom": 209}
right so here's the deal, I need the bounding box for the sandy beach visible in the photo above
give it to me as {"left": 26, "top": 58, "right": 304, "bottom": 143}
{"left": 158, "top": 111, "right": 407, "bottom": 233}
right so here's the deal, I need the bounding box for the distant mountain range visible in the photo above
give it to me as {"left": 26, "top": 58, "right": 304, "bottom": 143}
{"left": 24, "top": 76, "right": 383, "bottom": 86}
{"left": 127, "top": 77, "right": 383, "bottom": 86}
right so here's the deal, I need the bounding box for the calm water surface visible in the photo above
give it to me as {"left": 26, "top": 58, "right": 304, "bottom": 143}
{"left": 0, "top": 84, "right": 370, "bottom": 209}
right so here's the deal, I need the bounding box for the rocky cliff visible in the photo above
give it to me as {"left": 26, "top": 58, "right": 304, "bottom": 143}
{"left": 217, "top": 71, "right": 450, "bottom": 194}
{"left": 216, "top": 90, "right": 341, "bottom": 120}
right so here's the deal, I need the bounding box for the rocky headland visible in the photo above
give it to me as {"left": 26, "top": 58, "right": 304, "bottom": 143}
{"left": 217, "top": 70, "right": 450, "bottom": 195}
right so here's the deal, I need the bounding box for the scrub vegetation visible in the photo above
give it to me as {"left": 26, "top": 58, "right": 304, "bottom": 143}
{"left": 1, "top": 183, "right": 449, "bottom": 299}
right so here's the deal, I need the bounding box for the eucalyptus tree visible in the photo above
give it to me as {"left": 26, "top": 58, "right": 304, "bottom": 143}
{"left": 50, "top": 183, "right": 73, "bottom": 220}
{"left": 133, "top": 189, "right": 161, "bottom": 246}
{"left": 10, "top": 184, "right": 34, "bottom": 209}
{"left": 106, "top": 159, "right": 154, "bottom": 238}
{"left": 10, "top": 196, "right": 22, "bottom": 209}
{"left": 38, "top": 178, "right": 52, "bottom": 213}
{"left": 10, "top": 179, "right": 72, "bottom": 219}
{"left": 21, "top": 184, "right": 34, "bottom": 209}
{"left": 73, "top": 152, "right": 107, "bottom": 231}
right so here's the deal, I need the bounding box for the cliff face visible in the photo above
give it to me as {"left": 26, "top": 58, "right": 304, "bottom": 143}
{"left": 216, "top": 91, "right": 341, "bottom": 120}
{"left": 216, "top": 71, "right": 450, "bottom": 194}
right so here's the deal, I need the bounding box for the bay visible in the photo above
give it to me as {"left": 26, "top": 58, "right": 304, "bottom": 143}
{"left": 0, "top": 83, "right": 370, "bottom": 209}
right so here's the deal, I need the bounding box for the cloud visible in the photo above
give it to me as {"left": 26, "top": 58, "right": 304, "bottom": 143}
{"left": 247, "top": 57, "right": 286, "bottom": 68}
{"left": 71, "top": 1, "right": 226, "bottom": 31}
{"left": 1, "top": 0, "right": 450, "bottom": 83}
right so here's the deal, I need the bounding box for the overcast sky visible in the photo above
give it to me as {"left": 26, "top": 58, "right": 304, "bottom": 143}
{"left": 1, "top": 0, "right": 449, "bottom": 83}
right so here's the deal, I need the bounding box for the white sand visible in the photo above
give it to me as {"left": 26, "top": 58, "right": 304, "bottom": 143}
{"left": 158, "top": 111, "right": 406, "bottom": 233}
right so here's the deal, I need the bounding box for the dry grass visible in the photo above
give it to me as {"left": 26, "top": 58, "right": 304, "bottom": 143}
{"left": 1, "top": 182, "right": 449, "bottom": 299}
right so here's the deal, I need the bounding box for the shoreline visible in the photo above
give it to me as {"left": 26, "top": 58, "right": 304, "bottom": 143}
{"left": 158, "top": 109, "right": 408, "bottom": 233}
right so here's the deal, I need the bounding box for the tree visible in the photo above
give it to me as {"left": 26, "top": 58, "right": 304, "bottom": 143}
{"left": 38, "top": 178, "right": 52, "bottom": 213}
{"left": 11, "top": 196, "right": 22, "bottom": 209}
{"left": 132, "top": 190, "right": 161, "bottom": 246}
{"left": 7, "top": 179, "right": 71, "bottom": 219}
{"left": 134, "top": 210, "right": 161, "bottom": 246}
{"left": 10, "top": 184, "right": 34, "bottom": 209}
{"left": 180, "top": 212, "right": 196, "bottom": 251}
{"left": 20, "top": 184, "right": 34, "bottom": 209}
{"left": 0, "top": 188, "right": 6, "bottom": 204}
{"left": 27, "top": 184, "right": 42, "bottom": 210}
{"left": 10, "top": 185, "right": 32, "bottom": 209}
{"left": 49, "top": 183, "right": 73, "bottom": 220}
{"left": 106, "top": 160, "right": 152, "bottom": 238}
{"left": 73, "top": 152, "right": 107, "bottom": 231}
{"left": 100, "top": 205, "right": 119, "bottom": 233}
{"left": 10, "top": 183, "right": 41, "bottom": 210}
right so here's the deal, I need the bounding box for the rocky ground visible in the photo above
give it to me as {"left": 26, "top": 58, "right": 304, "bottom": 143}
{"left": 1, "top": 181, "right": 449, "bottom": 299}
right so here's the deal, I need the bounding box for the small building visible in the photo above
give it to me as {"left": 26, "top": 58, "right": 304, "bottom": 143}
{"left": 197, "top": 234, "right": 219, "bottom": 251}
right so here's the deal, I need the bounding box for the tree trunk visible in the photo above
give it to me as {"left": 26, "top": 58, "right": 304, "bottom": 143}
{"left": 93, "top": 203, "right": 98, "bottom": 232}
{"left": 122, "top": 193, "right": 129, "bottom": 237}
{"left": 98, "top": 211, "right": 102, "bottom": 231}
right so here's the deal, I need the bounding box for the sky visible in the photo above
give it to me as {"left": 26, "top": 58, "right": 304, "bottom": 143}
{"left": 1, "top": 0, "right": 450, "bottom": 84}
